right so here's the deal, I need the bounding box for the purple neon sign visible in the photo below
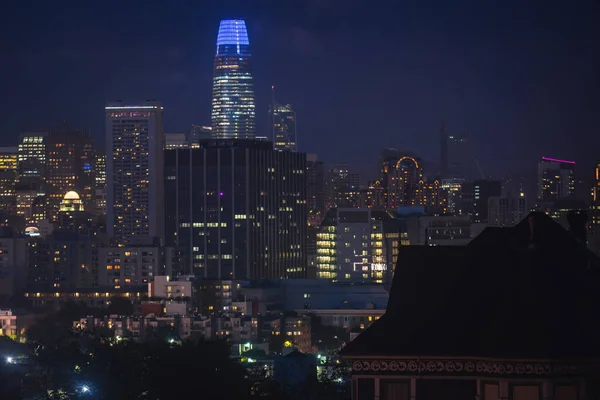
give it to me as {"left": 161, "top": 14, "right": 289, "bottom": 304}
{"left": 542, "top": 157, "right": 575, "bottom": 165}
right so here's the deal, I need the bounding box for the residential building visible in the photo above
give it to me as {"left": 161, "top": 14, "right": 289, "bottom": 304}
{"left": 105, "top": 101, "right": 164, "bottom": 245}
{"left": 316, "top": 208, "right": 400, "bottom": 283}
{"left": 98, "top": 241, "right": 179, "bottom": 288}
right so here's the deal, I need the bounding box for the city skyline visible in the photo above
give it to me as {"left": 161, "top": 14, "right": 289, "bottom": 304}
{"left": 1, "top": 1, "right": 598, "bottom": 182}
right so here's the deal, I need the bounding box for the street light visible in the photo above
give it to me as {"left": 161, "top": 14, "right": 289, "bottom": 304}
{"left": 5, "top": 356, "right": 14, "bottom": 364}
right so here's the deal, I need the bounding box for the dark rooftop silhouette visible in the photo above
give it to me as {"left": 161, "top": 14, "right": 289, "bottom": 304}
{"left": 341, "top": 212, "right": 600, "bottom": 359}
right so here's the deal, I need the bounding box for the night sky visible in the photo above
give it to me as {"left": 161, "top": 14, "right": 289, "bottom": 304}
{"left": 1, "top": 0, "right": 598, "bottom": 183}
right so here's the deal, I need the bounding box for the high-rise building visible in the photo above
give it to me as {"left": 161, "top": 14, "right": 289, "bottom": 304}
{"left": 388, "top": 156, "right": 423, "bottom": 207}
{"left": 164, "top": 139, "right": 307, "bottom": 280}
{"left": 537, "top": 157, "right": 575, "bottom": 206}
{"left": 17, "top": 132, "right": 47, "bottom": 189}
{"left": 95, "top": 151, "right": 106, "bottom": 216}
{"left": 270, "top": 87, "right": 297, "bottom": 152}
{"left": 45, "top": 123, "right": 95, "bottom": 220}
{"left": 211, "top": 19, "right": 255, "bottom": 139}
{"left": 316, "top": 208, "right": 399, "bottom": 283}
{"left": 488, "top": 195, "right": 528, "bottom": 227}
{"left": 306, "top": 154, "right": 325, "bottom": 224}
{"left": 188, "top": 125, "right": 212, "bottom": 147}
{"left": 164, "top": 133, "right": 189, "bottom": 149}
{"left": 326, "top": 164, "right": 361, "bottom": 209}
{"left": 0, "top": 147, "right": 18, "bottom": 218}
{"left": 463, "top": 180, "right": 502, "bottom": 223}
{"left": 105, "top": 101, "right": 165, "bottom": 245}
{"left": 440, "top": 123, "right": 471, "bottom": 180}
{"left": 440, "top": 178, "right": 464, "bottom": 216}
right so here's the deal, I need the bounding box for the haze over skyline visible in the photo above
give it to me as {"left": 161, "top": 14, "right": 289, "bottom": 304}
{"left": 1, "top": 0, "right": 598, "bottom": 182}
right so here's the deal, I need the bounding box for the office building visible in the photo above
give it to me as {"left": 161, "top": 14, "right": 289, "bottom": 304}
{"left": 95, "top": 152, "right": 106, "bottom": 216}
{"left": 164, "top": 139, "right": 307, "bottom": 280}
{"left": 537, "top": 156, "right": 575, "bottom": 206}
{"left": 488, "top": 195, "right": 528, "bottom": 227}
{"left": 0, "top": 147, "right": 18, "bottom": 218}
{"left": 45, "top": 123, "right": 95, "bottom": 220}
{"left": 440, "top": 123, "right": 471, "bottom": 180}
{"left": 270, "top": 88, "right": 297, "bottom": 151}
{"left": 306, "top": 154, "right": 325, "bottom": 224}
{"left": 188, "top": 125, "right": 212, "bottom": 146}
{"left": 17, "top": 132, "right": 47, "bottom": 188}
{"left": 441, "top": 178, "right": 464, "bottom": 216}
{"left": 105, "top": 101, "right": 165, "bottom": 245}
{"left": 326, "top": 164, "right": 360, "bottom": 209}
{"left": 211, "top": 19, "right": 256, "bottom": 138}
{"left": 316, "top": 208, "right": 400, "bottom": 283}
{"left": 462, "top": 180, "right": 502, "bottom": 223}
{"left": 164, "top": 133, "right": 189, "bottom": 149}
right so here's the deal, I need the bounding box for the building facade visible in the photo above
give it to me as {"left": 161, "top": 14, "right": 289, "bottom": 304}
{"left": 316, "top": 208, "right": 399, "bottom": 283}
{"left": 0, "top": 147, "right": 18, "bottom": 218}
{"left": 105, "top": 101, "right": 165, "bottom": 245}
{"left": 488, "top": 195, "right": 528, "bottom": 227}
{"left": 211, "top": 19, "right": 256, "bottom": 139}
{"left": 45, "top": 123, "right": 95, "bottom": 220}
{"left": 537, "top": 156, "right": 575, "bottom": 206}
{"left": 326, "top": 164, "right": 361, "bottom": 209}
{"left": 164, "top": 139, "right": 307, "bottom": 280}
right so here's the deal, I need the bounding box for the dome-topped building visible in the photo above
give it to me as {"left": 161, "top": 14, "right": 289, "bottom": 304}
{"left": 59, "top": 191, "right": 84, "bottom": 212}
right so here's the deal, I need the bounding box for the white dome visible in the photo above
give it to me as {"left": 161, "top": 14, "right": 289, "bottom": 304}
{"left": 64, "top": 191, "right": 80, "bottom": 200}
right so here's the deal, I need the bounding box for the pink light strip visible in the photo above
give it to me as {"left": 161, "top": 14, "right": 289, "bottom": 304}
{"left": 542, "top": 157, "right": 575, "bottom": 164}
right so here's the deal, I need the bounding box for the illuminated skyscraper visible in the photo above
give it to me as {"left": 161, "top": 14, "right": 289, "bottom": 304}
{"left": 17, "top": 132, "right": 47, "bottom": 189}
{"left": 269, "top": 87, "right": 297, "bottom": 151}
{"left": 105, "top": 101, "right": 164, "bottom": 245}
{"left": 211, "top": 19, "right": 255, "bottom": 138}
{"left": 45, "top": 123, "right": 95, "bottom": 220}
{"left": 537, "top": 157, "right": 575, "bottom": 205}
{"left": 0, "top": 147, "right": 18, "bottom": 217}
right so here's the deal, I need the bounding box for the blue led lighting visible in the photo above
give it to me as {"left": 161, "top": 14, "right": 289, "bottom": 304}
{"left": 216, "top": 19, "right": 249, "bottom": 55}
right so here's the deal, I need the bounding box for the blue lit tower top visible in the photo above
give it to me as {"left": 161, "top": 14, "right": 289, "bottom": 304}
{"left": 216, "top": 19, "right": 250, "bottom": 56}
{"left": 211, "top": 19, "right": 256, "bottom": 138}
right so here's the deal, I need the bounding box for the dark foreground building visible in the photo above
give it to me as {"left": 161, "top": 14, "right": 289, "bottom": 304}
{"left": 165, "top": 139, "right": 307, "bottom": 280}
{"left": 341, "top": 212, "right": 600, "bottom": 400}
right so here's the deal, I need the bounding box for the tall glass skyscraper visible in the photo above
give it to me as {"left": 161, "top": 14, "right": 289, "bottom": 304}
{"left": 269, "top": 87, "right": 297, "bottom": 151}
{"left": 211, "top": 19, "right": 256, "bottom": 138}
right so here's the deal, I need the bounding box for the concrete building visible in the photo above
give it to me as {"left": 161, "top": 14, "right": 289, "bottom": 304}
{"left": 316, "top": 208, "right": 400, "bottom": 283}
{"left": 0, "top": 235, "right": 28, "bottom": 298}
{"left": 488, "top": 195, "right": 528, "bottom": 227}
{"left": 0, "top": 147, "right": 18, "bottom": 218}
{"left": 105, "top": 101, "right": 164, "bottom": 245}
{"left": 164, "top": 140, "right": 307, "bottom": 280}
{"left": 98, "top": 241, "right": 181, "bottom": 288}
{"left": 405, "top": 215, "right": 486, "bottom": 246}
